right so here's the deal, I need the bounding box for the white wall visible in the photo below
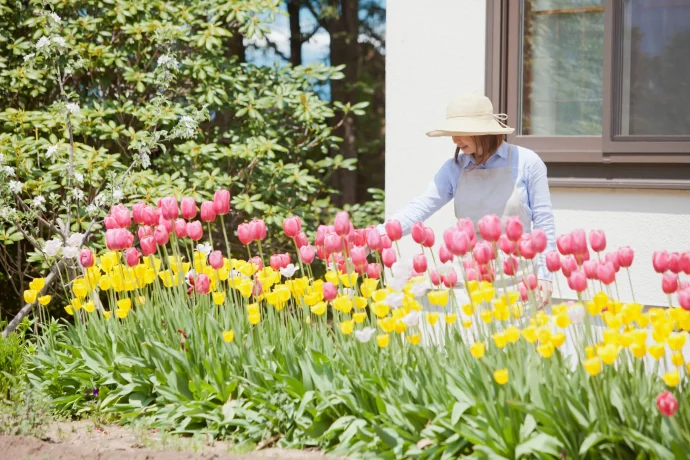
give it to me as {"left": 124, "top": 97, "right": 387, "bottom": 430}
{"left": 385, "top": 1, "right": 690, "bottom": 307}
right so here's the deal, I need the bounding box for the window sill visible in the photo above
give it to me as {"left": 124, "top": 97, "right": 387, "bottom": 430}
{"left": 549, "top": 177, "right": 690, "bottom": 191}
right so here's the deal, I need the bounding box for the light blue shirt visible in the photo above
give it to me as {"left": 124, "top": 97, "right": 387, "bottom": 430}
{"left": 385, "top": 142, "right": 556, "bottom": 281}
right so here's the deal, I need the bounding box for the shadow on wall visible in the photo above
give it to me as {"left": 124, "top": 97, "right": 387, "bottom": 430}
{"left": 550, "top": 188, "right": 690, "bottom": 216}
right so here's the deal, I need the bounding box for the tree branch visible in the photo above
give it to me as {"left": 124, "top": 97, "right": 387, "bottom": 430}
{"left": 303, "top": 0, "right": 329, "bottom": 29}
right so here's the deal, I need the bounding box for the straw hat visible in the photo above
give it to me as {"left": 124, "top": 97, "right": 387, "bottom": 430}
{"left": 426, "top": 92, "right": 514, "bottom": 137}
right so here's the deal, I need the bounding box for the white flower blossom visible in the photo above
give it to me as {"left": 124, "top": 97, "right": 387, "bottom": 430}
{"left": 279, "top": 264, "right": 299, "bottom": 278}
{"left": 401, "top": 311, "right": 421, "bottom": 328}
{"left": 157, "top": 54, "right": 179, "bottom": 68}
{"left": 86, "top": 204, "right": 98, "bottom": 215}
{"left": 410, "top": 280, "right": 430, "bottom": 298}
{"left": 49, "top": 12, "right": 62, "bottom": 23}
{"left": 8, "top": 180, "right": 22, "bottom": 193}
{"left": 385, "top": 292, "right": 404, "bottom": 309}
{"left": 177, "top": 115, "right": 197, "bottom": 138}
{"left": 139, "top": 152, "right": 151, "bottom": 169}
{"left": 65, "top": 102, "right": 80, "bottom": 115}
{"left": 46, "top": 144, "right": 58, "bottom": 159}
{"left": 32, "top": 195, "right": 46, "bottom": 207}
{"left": 66, "top": 233, "right": 84, "bottom": 248}
{"left": 196, "top": 243, "right": 213, "bottom": 256}
{"left": 35, "top": 36, "right": 51, "bottom": 50}
{"left": 73, "top": 189, "right": 85, "bottom": 201}
{"left": 44, "top": 238, "right": 63, "bottom": 257}
{"left": 112, "top": 189, "right": 123, "bottom": 202}
{"left": 94, "top": 193, "right": 106, "bottom": 206}
{"left": 62, "top": 246, "right": 79, "bottom": 259}
{"left": 74, "top": 172, "right": 84, "bottom": 184}
{"left": 567, "top": 303, "right": 585, "bottom": 325}
{"left": 386, "top": 276, "right": 407, "bottom": 292}
{"left": 3, "top": 166, "right": 15, "bottom": 176}
{"left": 391, "top": 260, "right": 412, "bottom": 280}
{"left": 52, "top": 36, "right": 67, "bottom": 47}
{"left": 354, "top": 327, "right": 376, "bottom": 343}
{"left": 24, "top": 53, "right": 35, "bottom": 62}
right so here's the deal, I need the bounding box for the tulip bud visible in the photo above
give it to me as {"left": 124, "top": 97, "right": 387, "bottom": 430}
{"left": 351, "top": 246, "right": 367, "bottom": 268}
{"left": 530, "top": 229, "right": 547, "bottom": 254}
{"left": 412, "top": 254, "right": 428, "bottom": 273}
{"left": 253, "top": 279, "right": 263, "bottom": 297}
{"left": 384, "top": 220, "right": 403, "bottom": 242}
{"left": 617, "top": 246, "right": 634, "bottom": 268}
{"left": 79, "top": 248, "right": 94, "bottom": 268}
{"left": 448, "top": 230, "right": 470, "bottom": 256}
{"left": 186, "top": 221, "right": 203, "bottom": 241}
{"left": 472, "top": 241, "right": 493, "bottom": 265}
{"left": 366, "top": 227, "right": 382, "bottom": 250}
{"left": 597, "top": 262, "right": 616, "bottom": 285}
{"left": 380, "top": 235, "right": 392, "bottom": 250}
{"left": 583, "top": 260, "right": 598, "bottom": 279}
{"left": 523, "top": 274, "right": 538, "bottom": 291}
{"left": 270, "top": 254, "right": 282, "bottom": 271}
{"left": 656, "top": 391, "right": 679, "bottom": 417}
{"left": 315, "top": 225, "right": 329, "bottom": 246}
{"left": 138, "top": 225, "right": 153, "bottom": 241}
{"left": 561, "top": 255, "right": 578, "bottom": 278}
{"left": 299, "top": 245, "right": 316, "bottom": 264}
{"left": 125, "top": 248, "right": 140, "bottom": 267}
{"left": 181, "top": 198, "right": 197, "bottom": 220}
{"left": 422, "top": 228, "right": 435, "bottom": 248}
{"left": 316, "top": 245, "right": 328, "bottom": 261}
{"left": 174, "top": 219, "right": 187, "bottom": 238}
{"left": 111, "top": 204, "right": 131, "bottom": 228}
{"left": 678, "top": 288, "right": 690, "bottom": 311}
{"left": 571, "top": 230, "right": 587, "bottom": 255}
{"left": 213, "top": 190, "right": 230, "bottom": 215}
{"left": 568, "top": 270, "right": 587, "bottom": 293}
{"left": 518, "top": 237, "right": 536, "bottom": 260}
{"left": 411, "top": 222, "right": 427, "bottom": 245}
{"left": 519, "top": 283, "right": 528, "bottom": 301}
{"left": 140, "top": 236, "right": 157, "bottom": 256}
{"left": 132, "top": 203, "right": 147, "bottom": 225}
{"left": 200, "top": 201, "right": 216, "bottom": 223}
{"left": 159, "top": 196, "right": 179, "bottom": 220}
{"left": 669, "top": 252, "right": 681, "bottom": 274}
{"left": 382, "top": 248, "right": 397, "bottom": 268}
{"left": 154, "top": 225, "right": 169, "bottom": 246}
{"left": 545, "top": 250, "right": 561, "bottom": 272}
{"left": 323, "top": 282, "right": 337, "bottom": 301}
{"left": 653, "top": 251, "right": 670, "bottom": 273}
{"left": 443, "top": 269, "right": 458, "bottom": 288}
{"left": 141, "top": 205, "right": 157, "bottom": 226}
{"left": 237, "top": 223, "right": 252, "bottom": 245}
{"left": 680, "top": 252, "right": 690, "bottom": 275}
{"left": 294, "top": 232, "right": 308, "bottom": 249}
{"left": 498, "top": 235, "right": 516, "bottom": 255}
{"left": 279, "top": 253, "right": 290, "bottom": 269}
{"left": 249, "top": 256, "right": 264, "bottom": 270}
{"left": 465, "top": 267, "right": 478, "bottom": 282}
{"left": 481, "top": 265, "right": 496, "bottom": 283}
{"left": 209, "top": 250, "right": 224, "bottom": 269}
{"left": 605, "top": 252, "right": 620, "bottom": 273}
{"left": 478, "top": 214, "right": 502, "bottom": 242}
{"left": 282, "top": 216, "right": 301, "bottom": 238}
{"left": 429, "top": 269, "right": 442, "bottom": 286}
{"left": 556, "top": 234, "right": 573, "bottom": 255}
{"left": 104, "top": 215, "right": 118, "bottom": 230}
{"left": 505, "top": 216, "right": 523, "bottom": 242}
{"left": 589, "top": 229, "right": 606, "bottom": 252}
{"left": 503, "top": 256, "right": 518, "bottom": 276}
{"left": 456, "top": 218, "right": 477, "bottom": 246}
{"left": 159, "top": 216, "right": 173, "bottom": 234}
{"left": 195, "top": 274, "right": 211, "bottom": 295}
{"left": 439, "top": 245, "right": 453, "bottom": 264}
{"left": 367, "top": 263, "right": 382, "bottom": 279}
{"left": 352, "top": 229, "right": 366, "bottom": 247}
{"left": 662, "top": 273, "right": 679, "bottom": 294}
{"left": 105, "top": 228, "right": 133, "bottom": 250}
{"left": 334, "top": 211, "right": 351, "bottom": 236}
{"left": 250, "top": 219, "right": 267, "bottom": 241}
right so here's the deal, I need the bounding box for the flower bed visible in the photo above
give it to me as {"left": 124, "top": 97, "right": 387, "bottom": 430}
{"left": 25, "top": 193, "right": 690, "bottom": 458}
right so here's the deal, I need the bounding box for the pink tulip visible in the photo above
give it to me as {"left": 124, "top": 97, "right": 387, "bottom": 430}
{"left": 105, "top": 229, "right": 133, "bottom": 250}
{"left": 138, "top": 226, "right": 153, "bottom": 241}
{"left": 295, "top": 232, "right": 308, "bottom": 248}
{"left": 334, "top": 211, "right": 351, "bottom": 236}
{"left": 316, "top": 246, "right": 328, "bottom": 261}
{"left": 140, "top": 236, "right": 157, "bottom": 256}
{"left": 411, "top": 222, "right": 427, "bottom": 245}
{"left": 605, "top": 252, "right": 620, "bottom": 273}
{"left": 680, "top": 252, "right": 690, "bottom": 275}
{"left": 270, "top": 254, "right": 283, "bottom": 271}
{"left": 367, "top": 263, "right": 382, "bottom": 279}
{"left": 299, "top": 245, "right": 316, "bottom": 264}
{"left": 351, "top": 246, "right": 367, "bottom": 268}
{"left": 678, "top": 288, "right": 690, "bottom": 311}
{"left": 154, "top": 225, "right": 169, "bottom": 246}
{"left": 315, "top": 225, "right": 329, "bottom": 246}
{"left": 575, "top": 249, "right": 591, "bottom": 265}
{"left": 473, "top": 241, "right": 493, "bottom": 265}
{"left": 104, "top": 215, "right": 118, "bottom": 230}
{"left": 187, "top": 221, "right": 203, "bottom": 241}
{"left": 132, "top": 203, "right": 147, "bottom": 225}
{"left": 125, "top": 248, "right": 140, "bottom": 267}
{"left": 571, "top": 230, "right": 587, "bottom": 255}
{"left": 209, "top": 250, "right": 224, "bottom": 269}
{"left": 428, "top": 269, "right": 441, "bottom": 286}
{"left": 250, "top": 219, "right": 267, "bottom": 241}
{"left": 447, "top": 230, "right": 470, "bottom": 256}
{"left": 617, "top": 246, "right": 634, "bottom": 268}
{"left": 413, "top": 254, "right": 428, "bottom": 273}
{"left": 249, "top": 256, "right": 264, "bottom": 270}
{"left": 597, "top": 262, "right": 616, "bottom": 285}
{"left": 653, "top": 251, "right": 670, "bottom": 274}
{"left": 583, "top": 260, "right": 598, "bottom": 279}
{"left": 518, "top": 237, "right": 536, "bottom": 260}
{"left": 382, "top": 248, "right": 397, "bottom": 268}
{"left": 523, "top": 274, "right": 538, "bottom": 291}
{"left": 498, "top": 235, "right": 516, "bottom": 255}
{"left": 159, "top": 216, "right": 173, "bottom": 234}
{"left": 79, "top": 248, "right": 94, "bottom": 268}
{"left": 465, "top": 268, "right": 478, "bottom": 282}
{"left": 280, "top": 253, "right": 291, "bottom": 268}
{"left": 159, "top": 196, "right": 179, "bottom": 220}
{"left": 443, "top": 269, "right": 458, "bottom": 288}
{"left": 195, "top": 274, "right": 211, "bottom": 295}
{"left": 561, "top": 255, "right": 578, "bottom": 278}
{"left": 324, "top": 233, "right": 342, "bottom": 255}
{"left": 505, "top": 216, "right": 523, "bottom": 242}
{"left": 380, "top": 235, "right": 392, "bottom": 250}
{"left": 478, "top": 214, "right": 501, "bottom": 242}
{"left": 669, "top": 252, "right": 681, "bottom": 274}
{"left": 545, "top": 250, "right": 561, "bottom": 272}
{"left": 142, "top": 205, "right": 157, "bottom": 226}
{"left": 181, "top": 198, "right": 197, "bottom": 220}
{"left": 366, "top": 228, "right": 381, "bottom": 250}
{"left": 662, "top": 273, "right": 679, "bottom": 294}
{"left": 283, "top": 216, "right": 301, "bottom": 238}
{"left": 557, "top": 234, "right": 573, "bottom": 255}
{"left": 439, "top": 245, "right": 453, "bottom": 264}
{"left": 519, "top": 283, "right": 528, "bottom": 301}
{"left": 530, "top": 229, "right": 547, "bottom": 254}
{"left": 503, "top": 256, "right": 518, "bottom": 276}
{"left": 456, "top": 218, "right": 477, "bottom": 246}
{"left": 323, "top": 282, "right": 337, "bottom": 301}
{"left": 237, "top": 223, "right": 252, "bottom": 245}
{"left": 352, "top": 229, "right": 366, "bottom": 247}
{"left": 111, "top": 204, "right": 131, "bottom": 228}
{"left": 657, "top": 391, "right": 679, "bottom": 417}
{"left": 589, "top": 229, "right": 606, "bottom": 252}
{"left": 568, "top": 270, "right": 587, "bottom": 293}
{"left": 422, "top": 228, "right": 435, "bottom": 248}
{"left": 200, "top": 201, "right": 216, "bottom": 223}
{"left": 213, "top": 190, "right": 230, "bottom": 215}
{"left": 173, "top": 219, "right": 187, "bottom": 238}
{"left": 384, "top": 220, "right": 403, "bottom": 242}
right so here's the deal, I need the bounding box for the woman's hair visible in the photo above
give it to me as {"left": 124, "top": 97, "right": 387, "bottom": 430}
{"left": 454, "top": 134, "right": 506, "bottom": 166}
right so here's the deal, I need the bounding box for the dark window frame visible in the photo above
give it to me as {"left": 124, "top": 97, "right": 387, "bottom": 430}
{"left": 485, "top": 0, "right": 690, "bottom": 190}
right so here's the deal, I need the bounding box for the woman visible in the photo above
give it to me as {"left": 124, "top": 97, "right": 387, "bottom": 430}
{"left": 385, "top": 92, "right": 555, "bottom": 304}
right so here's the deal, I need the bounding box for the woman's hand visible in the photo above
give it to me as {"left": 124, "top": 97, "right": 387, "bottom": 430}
{"left": 537, "top": 280, "right": 553, "bottom": 309}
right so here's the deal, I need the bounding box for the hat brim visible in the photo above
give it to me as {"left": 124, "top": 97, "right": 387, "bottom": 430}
{"left": 426, "top": 117, "right": 514, "bottom": 137}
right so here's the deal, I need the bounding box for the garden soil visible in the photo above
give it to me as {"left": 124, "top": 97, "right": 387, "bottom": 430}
{"left": 0, "top": 420, "right": 345, "bottom": 459}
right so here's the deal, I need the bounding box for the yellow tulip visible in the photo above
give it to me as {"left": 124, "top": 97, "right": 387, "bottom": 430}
{"left": 116, "top": 308, "right": 129, "bottom": 319}
{"left": 64, "top": 306, "right": 74, "bottom": 315}
{"left": 394, "top": 320, "right": 407, "bottom": 334}
{"left": 585, "top": 346, "right": 595, "bottom": 359}
{"left": 339, "top": 320, "right": 355, "bottom": 335}
{"left": 248, "top": 312, "right": 261, "bottom": 325}
{"left": 428, "top": 290, "right": 449, "bottom": 306}
{"left": 537, "top": 328, "right": 551, "bottom": 344}
{"left": 445, "top": 314, "right": 457, "bottom": 324}
{"left": 586, "top": 301, "right": 601, "bottom": 316}
{"left": 583, "top": 357, "right": 602, "bottom": 376}
{"left": 494, "top": 369, "right": 509, "bottom": 385}
{"left": 376, "top": 333, "right": 390, "bottom": 348}
{"left": 38, "top": 295, "right": 51, "bottom": 306}
{"left": 511, "top": 305, "right": 524, "bottom": 319}
{"left": 649, "top": 344, "right": 665, "bottom": 360}
{"left": 462, "top": 304, "right": 473, "bottom": 316}
{"left": 427, "top": 312, "right": 439, "bottom": 326}
{"left": 378, "top": 317, "right": 395, "bottom": 333}
{"left": 99, "top": 275, "right": 112, "bottom": 291}
{"left": 554, "top": 313, "right": 570, "bottom": 329}
{"left": 466, "top": 280, "right": 479, "bottom": 293}
{"left": 372, "top": 301, "right": 390, "bottom": 318}
{"left": 353, "top": 312, "right": 367, "bottom": 323}
{"left": 406, "top": 333, "right": 421, "bottom": 345}
{"left": 597, "top": 343, "right": 618, "bottom": 365}
{"left": 353, "top": 296, "right": 368, "bottom": 310}
{"left": 631, "top": 343, "right": 646, "bottom": 359}
{"left": 480, "top": 310, "right": 492, "bottom": 324}
{"left": 23, "top": 290, "right": 38, "bottom": 304}
{"left": 593, "top": 291, "right": 609, "bottom": 309}
{"left": 668, "top": 333, "right": 687, "bottom": 351}
{"left": 603, "top": 328, "right": 619, "bottom": 347}
{"left": 492, "top": 332, "right": 507, "bottom": 349}
{"left": 213, "top": 291, "right": 226, "bottom": 305}
{"left": 360, "top": 278, "right": 379, "bottom": 298}
{"left": 636, "top": 313, "right": 650, "bottom": 328}
{"left": 324, "top": 270, "right": 339, "bottom": 285}
{"left": 672, "top": 352, "right": 685, "bottom": 367}
{"left": 493, "top": 306, "right": 510, "bottom": 321}
{"left": 222, "top": 330, "right": 235, "bottom": 343}
{"left": 103, "top": 310, "right": 111, "bottom": 320}
{"left": 521, "top": 326, "right": 537, "bottom": 343}
{"left": 392, "top": 308, "right": 404, "bottom": 320}
{"left": 72, "top": 278, "right": 88, "bottom": 298}
{"left": 551, "top": 332, "right": 566, "bottom": 348}
{"left": 237, "top": 280, "right": 253, "bottom": 298}
{"left": 83, "top": 302, "right": 95, "bottom": 313}
{"left": 619, "top": 332, "right": 634, "bottom": 348}
{"left": 339, "top": 273, "right": 358, "bottom": 288}
{"left": 470, "top": 342, "right": 485, "bottom": 359}
{"left": 372, "top": 289, "right": 389, "bottom": 302}
{"left": 71, "top": 298, "right": 82, "bottom": 310}
{"left": 29, "top": 277, "right": 45, "bottom": 291}
{"left": 310, "top": 301, "right": 327, "bottom": 316}
{"left": 463, "top": 320, "right": 472, "bottom": 329}
{"left": 663, "top": 370, "right": 680, "bottom": 387}
{"left": 632, "top": 329, "right": 647, "bottom": 346}
{"left": 538, "top": 342, "right": 555, "bottom": 358}
{"left": 117, "top": 298, "right": 132, "bottom": 311}
{"left": 333, "top": 295, "right": 354, "bottom": 314}
{"left": 303, "top": 292, "right": 322, "bottom": 306}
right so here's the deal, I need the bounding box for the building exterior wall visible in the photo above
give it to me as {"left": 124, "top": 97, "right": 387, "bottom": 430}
{"left": 385, "top": 0, "right": 690, "bottom": 306}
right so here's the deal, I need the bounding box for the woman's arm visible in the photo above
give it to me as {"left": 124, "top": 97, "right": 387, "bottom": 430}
{"left": 527, "top": 158, "right": 557, "bottom": 282}
{"left": 383, "top": 159, "right": 458, "bottom": 236}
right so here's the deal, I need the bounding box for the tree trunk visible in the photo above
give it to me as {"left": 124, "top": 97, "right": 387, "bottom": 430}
{"left": 226, "top": 28, "right": 245, "bottom": 62}
{"left": 288, "top": 0, "right": 302, "bottom": 66}
{"left": 329, "top": 0, "right": 360, "bottom": 206}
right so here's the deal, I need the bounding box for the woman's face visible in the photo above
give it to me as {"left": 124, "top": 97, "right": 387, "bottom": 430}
{"left": 452, "top": 136, "right": 476, "bottom": 154}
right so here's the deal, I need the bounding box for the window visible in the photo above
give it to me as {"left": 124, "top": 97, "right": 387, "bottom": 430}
{"left": 486, "top": 0, "right": 690, "bottom": 189}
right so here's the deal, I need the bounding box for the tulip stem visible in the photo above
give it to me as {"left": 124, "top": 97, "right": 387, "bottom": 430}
{"left": 207, "top": 223, "right": 214, "bottom": 248}
{"left": 625, "top": 268, "right": 637, "bottom": 304}
{"left": 220, "top": 215, "right": 232, "bottom": 258}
